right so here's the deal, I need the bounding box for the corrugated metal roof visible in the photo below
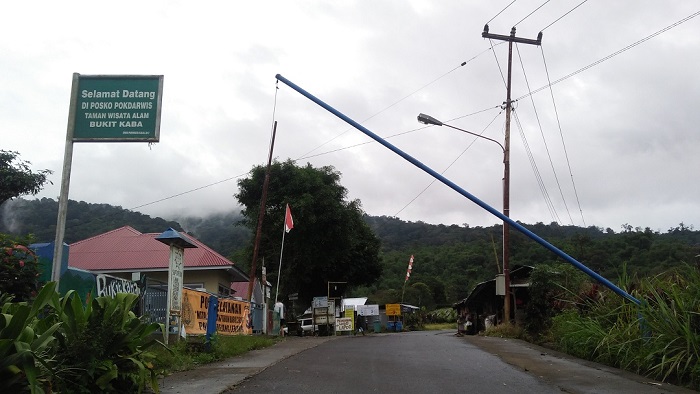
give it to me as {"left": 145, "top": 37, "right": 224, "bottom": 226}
{"left": 69, "top": 226, "right": 245, "bottom": 275}
{"left": 452, "top": 265, "right": 534, "bottom": 308}
{"left": 342, "top": 297, "right": 368, "bottom": 308}
{"left": 230, "top": 281, "right": 248, "bottom": 295}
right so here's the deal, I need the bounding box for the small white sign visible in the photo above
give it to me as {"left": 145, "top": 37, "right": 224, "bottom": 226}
{"left": 357, "top": 304, "right": 379, "bottom": 316}
{"left": 312, "top": 296, "right": 328, "bottom": 308}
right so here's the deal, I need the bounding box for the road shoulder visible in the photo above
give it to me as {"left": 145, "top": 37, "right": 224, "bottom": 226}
{"left": 461, "top": 334, "right": 696, "bottom": 393}
{"left": 159, "top": 336, "right": 337, "bottom": 394}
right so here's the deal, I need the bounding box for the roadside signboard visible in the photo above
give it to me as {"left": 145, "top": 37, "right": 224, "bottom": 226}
{"left": 52, "top": 73, "right": 164, "bottom": 290}
{"left": 335, "top": 317, "right": 353, "bottom": 332}
{"left": 357, "top": 304, "right": 379, "bottom": 316}
{"left": 344, "top": 308, "right": 354, "bottom": 319}
{"left": 71, "top": 74, "right": 163, "bottom": 142}
{"left": 386, "top": 303, "right": 401, "bottom": 316}
{"left": 181, "top": 288, "right": 251, "bottom": 336}
{"left": 328, "top": 300, "right": 335, "bottom": 320}
{"left": 313, "top": 299, "right": 335, "bottom": 326}
{"left": 95, "top": 273, "right": 141, "bottom": 298}
{"left": 313, "top": 307, "right": 328, "bottom": 316}
{"left": 312, "top": 296, "right": 328, "bottom": 308}
{"left": 314, "top": 314, "right": 330, "bottom": 325}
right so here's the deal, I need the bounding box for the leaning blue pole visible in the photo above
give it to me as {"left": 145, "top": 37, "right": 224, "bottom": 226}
{"left": 275, "top": 73, "right": 641, "bottom": 306}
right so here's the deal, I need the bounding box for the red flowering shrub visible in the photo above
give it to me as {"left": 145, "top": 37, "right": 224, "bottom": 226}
{"left": 0, "top": 233, "right": 41, "bottom": 301}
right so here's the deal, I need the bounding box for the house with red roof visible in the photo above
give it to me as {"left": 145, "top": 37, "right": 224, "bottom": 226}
{"left": 68, "top": 226, "right": 249, "bottom": 297}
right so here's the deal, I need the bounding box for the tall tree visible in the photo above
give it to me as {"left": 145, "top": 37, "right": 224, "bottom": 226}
{"left": 235, "top": 160, "right": 382, "bottom": 308}
{"left": 0, "top": 150, "right": 52, "bottom": 205}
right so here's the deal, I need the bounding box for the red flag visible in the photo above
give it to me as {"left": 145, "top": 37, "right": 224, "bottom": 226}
{"left": 405, "top": 255, "right": 414, "bottom": 282}
{"left": 284, "top": 204, "right": 294, "bottom": 233}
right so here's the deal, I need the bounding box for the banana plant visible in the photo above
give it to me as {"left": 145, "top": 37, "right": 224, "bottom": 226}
{"left": 51, "top": 291, "right": 169, "bottom": 393}
{"left": 0, "top": 282, "right": 60, "bottom": 394}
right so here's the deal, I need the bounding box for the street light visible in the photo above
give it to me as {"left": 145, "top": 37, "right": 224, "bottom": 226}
{"left": 417, "top": 113, "right": 512, "bottom": 324}
{"left": 417, "top": 114, "right": 505, "bottom": 153}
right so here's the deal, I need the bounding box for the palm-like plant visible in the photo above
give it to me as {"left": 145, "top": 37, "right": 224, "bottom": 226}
{"left": 51, "top": 291, "right": 168, "bottom": 393}
{"left": 0, "top": 282, "right": 60, "bottom": 394}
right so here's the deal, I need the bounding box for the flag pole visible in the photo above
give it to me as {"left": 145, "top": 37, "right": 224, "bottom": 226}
{"left": 274, "top": 225, "right": 286, "bottom": 304}
{"left": 401, "top": 255, "right": 413, "bottom": 304}
{"left": 275, "top": 204, "right": 294, "bottom": 304}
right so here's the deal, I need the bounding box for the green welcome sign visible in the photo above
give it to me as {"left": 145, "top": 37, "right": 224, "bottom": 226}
{"left": 71, "top": 74, "right": 163, "bottom": 142}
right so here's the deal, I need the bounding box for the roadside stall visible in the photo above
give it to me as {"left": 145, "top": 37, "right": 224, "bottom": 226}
{"left": 385, "top": 303, "right": 402, "bottom": 331}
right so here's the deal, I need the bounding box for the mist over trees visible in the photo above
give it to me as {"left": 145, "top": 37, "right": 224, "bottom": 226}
{"left": 0, "top": 198, "right": 183, "bottom": 244}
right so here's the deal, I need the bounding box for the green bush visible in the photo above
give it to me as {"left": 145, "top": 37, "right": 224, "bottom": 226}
{"left": 1, "top": 282, "right": 169, "bottom": 393}
{"left": 525, "top": 262, "right": 590, "bottom": 337}
{"left": 426, "top": 308, "right": 457, "bottom": 324}
{"left": 50, "top": 291, "right": 168, "bottom": 393}
{"left": 550, "top": 264, "right": 700, "bottom": 390}
{"left": 0, "top": 282, "right": 59, "bottom": 394}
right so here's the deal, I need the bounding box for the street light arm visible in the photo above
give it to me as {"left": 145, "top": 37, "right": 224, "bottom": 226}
{"left": 443, "top": 124, "right": 505, "bottom": 153}
{"left": 418, "top": 113, "right": 505, "bottom": 152}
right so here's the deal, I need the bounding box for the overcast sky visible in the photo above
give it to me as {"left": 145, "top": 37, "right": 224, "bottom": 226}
{"left": 3, "top": 1, "right": 699, "bottom": 233}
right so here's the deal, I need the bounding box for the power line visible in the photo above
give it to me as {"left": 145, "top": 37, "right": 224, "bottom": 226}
{"left": 487, "top": 0, "right": 518, "bottom": 25}
{"left": 393, "top": 110, "right": 504, "bottom": 218}
{"left": 298, "top": 61, "right": 466, "bottom": 159}
{"left": 127, "top": 172, "right": 249, "bottom": 212}
{"left": 514, "top": 0, "right": 552, "bottom": 27}
{"left": 515, "top": 10, "right": 700, "bottom": 101}
{"left": 488, "top": 39, "right": 508, "bottom": 90}
{"left": 128, "top": 105, "right": 500, "bottom": 220}
{"left": 512, "top": 109, "right": 560, "bottom": 224}
{"left": 88, "top": 41, "right": 508, "bottom": 223}
{"left": 77, "top": 10, "right": 700, "bottom": 229}
{"left": 540, "top": 46, "right": 586, "bottom": 226}
{"left": 298, "top": 106, "right": 501, "bottom": 161}
{"left": 516, "top": 44, "right": 574, "bottom": 225}
{"left": 541, "top": 0, "right": 588, "bottom": 32}
{"left": 298, "top": 45, "right": 503, "bottom": 160}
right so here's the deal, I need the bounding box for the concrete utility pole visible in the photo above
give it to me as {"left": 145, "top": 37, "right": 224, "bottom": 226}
{"left": 481, "top": 25, "right": 542, "bottom": 323}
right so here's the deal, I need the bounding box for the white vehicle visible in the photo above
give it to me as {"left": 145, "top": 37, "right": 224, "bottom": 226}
{"left": 298, "top": 317, "right": 317, "bottom": 335}
{"left": 283, "top": 316, "right": 318, "bottom": 336}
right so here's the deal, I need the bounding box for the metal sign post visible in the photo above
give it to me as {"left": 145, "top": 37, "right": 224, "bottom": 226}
{"left": 52, "top": 73, "right": 163, "bottom": 289}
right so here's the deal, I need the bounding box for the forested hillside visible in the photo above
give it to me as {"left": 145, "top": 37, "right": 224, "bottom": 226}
{"left": 2, "top": 197, "right": 699, "bottom": 308}
{"left": 0, "top": 198, "right": 183, "bottom": 243}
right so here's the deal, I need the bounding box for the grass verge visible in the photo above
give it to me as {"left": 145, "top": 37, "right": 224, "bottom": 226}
{"left": 424, "top": 322, "right": 456, "bottom": 331}
{"left": 153, "top": 335, "right": 280, "bottom": 374}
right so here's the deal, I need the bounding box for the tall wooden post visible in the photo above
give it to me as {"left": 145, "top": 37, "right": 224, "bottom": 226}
{"left": 482, "top": 25, "right": 542, "bottom": 323}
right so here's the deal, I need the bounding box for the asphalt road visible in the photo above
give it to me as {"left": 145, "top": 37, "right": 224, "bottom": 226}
{"left": 221, "top": 331, "right": 695, "bottom": 394}
{"left": 160, "top": 330, "right": 696, "bottom": 394}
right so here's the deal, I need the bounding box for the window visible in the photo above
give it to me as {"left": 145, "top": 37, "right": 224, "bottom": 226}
{"left": 218, "top": 284, "right": 231, "bottom": 296}
{"left": 184, "top": 283, "right": 204, "bottom": 290}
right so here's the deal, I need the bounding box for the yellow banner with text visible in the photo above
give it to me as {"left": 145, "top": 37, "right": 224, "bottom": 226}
{"left": 181, "top": 288, "right": 251, "bottom": 336}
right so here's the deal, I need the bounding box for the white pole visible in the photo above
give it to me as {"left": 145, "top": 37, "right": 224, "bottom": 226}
{"left": 52, "top": 73, "right": 80, "bottom": 288}
{"left": 274, "top": 227, "right": 286, "bottom": 304}
{"left": 262, "top": 261, "right": 267, "bottom": 334}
